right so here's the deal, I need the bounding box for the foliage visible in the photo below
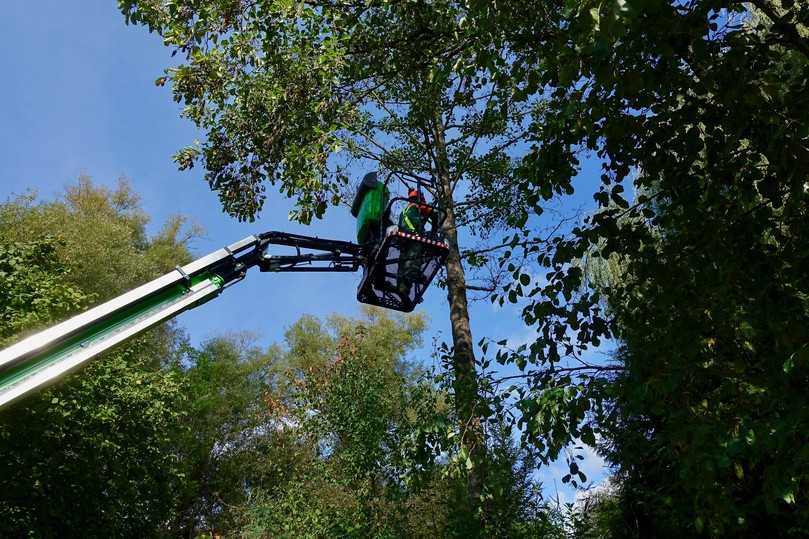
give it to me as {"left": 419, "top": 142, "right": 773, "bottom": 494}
{"left": 168, "top": 334, "right": 280, "bottom": 536}
{"left": 0, "top": 176, "right": 197, "bottom": 303}
{"left": 117, "top": 0, "right": 537, "bottom": 227}
{"left": 240, "top": 308, "right": 565, "bottom": 538}
{"left": 6, "top": 0, "right": 804, "bottom": 535}
{"left": 0, "top": 237, "right": 87, "bottom": 347}
{"left": 0, "top": 342, "right": 189, "bottom": 537}
{"left": 0, "top": 178, "right": 196, "bottom": 537}
{"left": 243, "top": 309, "right": 435, "bottom": 537}
{"left": 482, "top": 423, "right": 568, "bottom": 539}
{"left": 477, "top": 0, "right": 809, "bottom": 536}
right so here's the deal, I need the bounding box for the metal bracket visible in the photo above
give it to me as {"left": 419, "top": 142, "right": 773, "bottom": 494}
{"left": 175, "top": 265, "right": 192, "bottom": 286}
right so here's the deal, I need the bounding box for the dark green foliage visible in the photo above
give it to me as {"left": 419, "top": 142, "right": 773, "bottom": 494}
{"left": 568, "top": 481, "right": 622, "bottom": 539}
{"left": 0, "top": 238, "right": 87, "bottom": 346}
{"left": 0, "top": 343, "right": 188, "bottom": 537}
{"left": 601, "top": 190, "right": 809, "bottom": 536}
{"left": 482, "top": 0, "right": 809, "bottom": 536}
{"left": 0, "top": 179, "right": 195, "bottom": 537}
{"left": 168, "top": 335, "right": 278, "bottom": 535}
{"left": 481, "top": 424, "right": 568, "bottom": 538}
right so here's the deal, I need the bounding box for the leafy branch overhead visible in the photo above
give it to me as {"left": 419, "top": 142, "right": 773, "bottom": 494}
{"left": 119, "top": 0, "right": 547, "bottom": 226}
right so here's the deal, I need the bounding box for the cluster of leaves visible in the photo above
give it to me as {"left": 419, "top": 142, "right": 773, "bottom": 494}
{"left": 118, "top": 0, "right": 539, "bottom": 228}
{"left": 0, "top": 178, "right": 197, "bottom": 536}
{"left": 165, "top": 334, "right": 280, "bottom": 535}
{"left": 478, "top": 0, "right": 809, "bottom": 536}
{"left": 241, "top": 311, "right": 438, "bottom": 537}
{"left": 0, "top": 238, "right": 87, "bottom": 346}
{"left": 240, "top": 309, "right": 566, "bottom": 538}
{"left": 566, "top": 479, "right": 623, "bottom": 539}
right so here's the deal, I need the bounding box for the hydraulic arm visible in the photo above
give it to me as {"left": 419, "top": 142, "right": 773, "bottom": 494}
{"left": 0, "top": 232, "right": 365, "bottom": 409}
{"left": 0, "top": 172, "right": 452, "bottom": 409}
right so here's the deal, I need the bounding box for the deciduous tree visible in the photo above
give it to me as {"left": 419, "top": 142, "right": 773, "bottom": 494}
{"left": 0, "top": 178, "right": 197, "bottom": 536}
{"left": 481, "top": 0, "right": 809, "bottom": 534}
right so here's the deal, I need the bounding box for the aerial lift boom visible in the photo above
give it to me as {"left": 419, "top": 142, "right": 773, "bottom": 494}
{"left": 0, "top": 174, "right": 450, "bottom": 409}
{"left": 0, "top": 232, "right": 364, "bottom": 409}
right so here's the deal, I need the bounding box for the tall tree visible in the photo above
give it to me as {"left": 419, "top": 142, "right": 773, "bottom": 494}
{"left": 242, "top": 308, "right": 565, "bottom": 538}
{"left": 118, "top": 0, "right": 554, "bottom": 521}
{"left": 168, "top": 334, "right": 277, "bottom": 537}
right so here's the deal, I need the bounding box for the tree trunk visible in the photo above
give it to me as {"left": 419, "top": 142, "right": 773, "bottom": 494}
{"left": 430, "top": 114, "right": 486, "bottom": 524}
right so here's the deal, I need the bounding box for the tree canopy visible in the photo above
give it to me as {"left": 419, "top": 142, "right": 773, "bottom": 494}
{"left": 481, "top": 1, "right": 809, "bottom": 535}
{"left": 117, "top": 0, "right": 562, "bottom": 519}
{"left": 0, "top": 178, "right": 195, "bottom": 536}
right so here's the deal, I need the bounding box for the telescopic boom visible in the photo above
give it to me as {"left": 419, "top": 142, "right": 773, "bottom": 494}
{"left": 0, "top": 232, "right": 364, "bottom": 408}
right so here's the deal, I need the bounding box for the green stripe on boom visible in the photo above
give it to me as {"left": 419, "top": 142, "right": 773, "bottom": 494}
{"left": 0, "top": 272, "right": 224, "bottom": 397}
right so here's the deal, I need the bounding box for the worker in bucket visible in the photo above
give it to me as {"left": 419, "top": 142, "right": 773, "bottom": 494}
{"left": 397, "top": 189, "right": 432, "bottom": 298}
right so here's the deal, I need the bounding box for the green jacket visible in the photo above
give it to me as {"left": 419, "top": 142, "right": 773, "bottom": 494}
{"left": 399, "top": 204, "right": 425, "bottom": 234}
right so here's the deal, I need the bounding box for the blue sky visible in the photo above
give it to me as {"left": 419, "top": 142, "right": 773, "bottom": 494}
{"left": 0, "top": 0, "right": 607, "bottom": 503}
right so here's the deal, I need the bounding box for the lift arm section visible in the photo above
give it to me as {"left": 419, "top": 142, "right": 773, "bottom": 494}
{"left": 0, "top": 235, "right": 263, "bottom": 408}
{"left": 257, "top": 231, "right": 364, "bottom": 272}
{"left": 0, "top": 230, "right": 372, "bottom": 409}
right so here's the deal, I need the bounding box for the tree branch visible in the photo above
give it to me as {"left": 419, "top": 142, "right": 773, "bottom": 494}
{"left": 494, "top": 365, "right": 624, "bottom": 385}
{"left": 746, "top": 0, "right": 809, "bottom": 60}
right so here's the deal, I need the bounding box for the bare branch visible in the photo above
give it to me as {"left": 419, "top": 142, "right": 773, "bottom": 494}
{"left": 493, "top": 365, "right": 624, "bottom": 385}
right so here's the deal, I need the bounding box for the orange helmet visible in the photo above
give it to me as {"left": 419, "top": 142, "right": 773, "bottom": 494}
{"left": 408, "top": 188, "right": 425, "bottom": 203}
{"left": 408, "top": 189, "right": 432, "bottom": 217}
